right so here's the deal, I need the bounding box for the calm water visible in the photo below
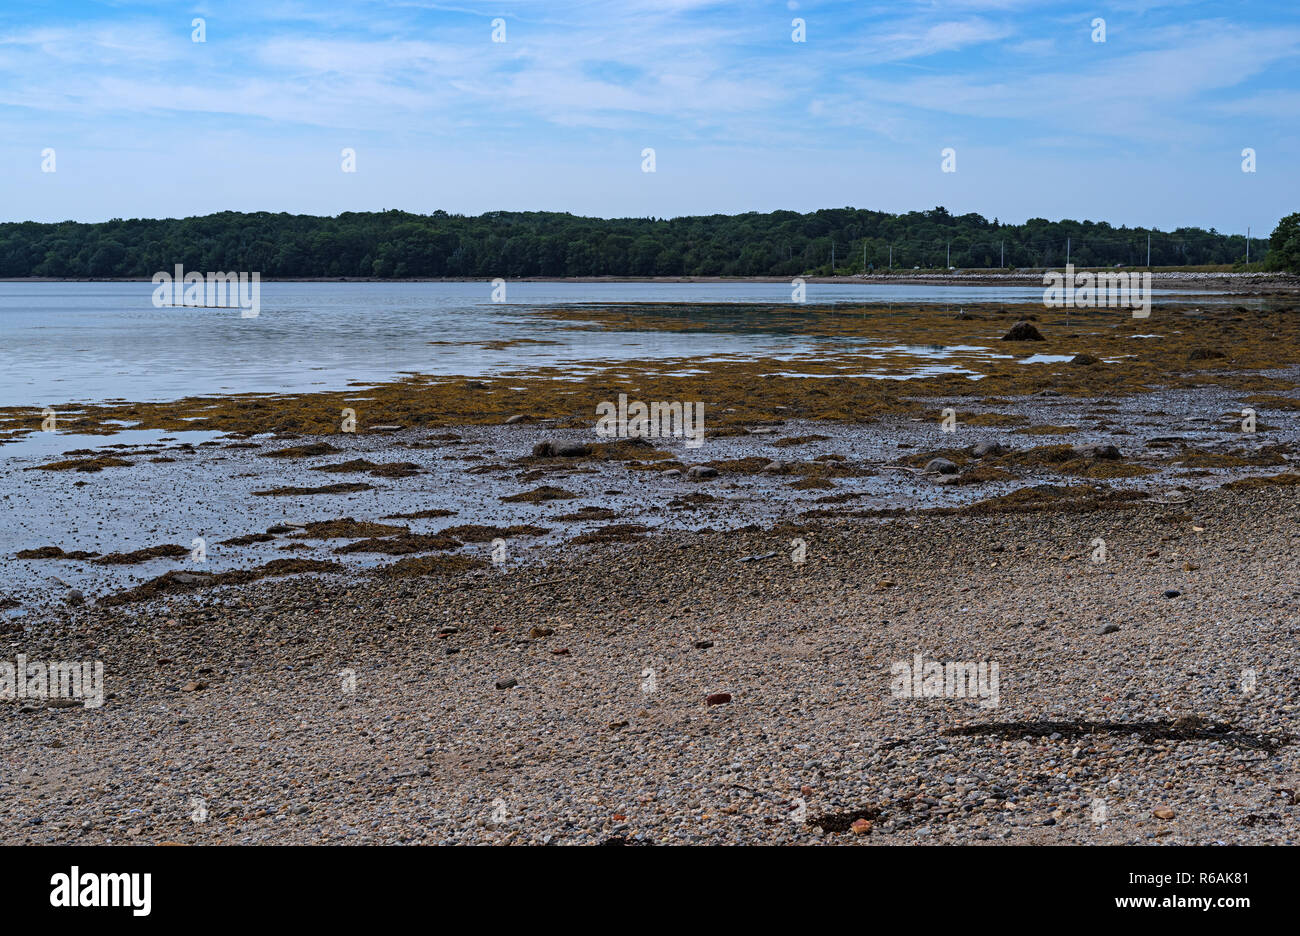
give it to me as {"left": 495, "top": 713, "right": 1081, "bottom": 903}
{"left": 0, "top": 280, "right": 1223, "bottom": 406}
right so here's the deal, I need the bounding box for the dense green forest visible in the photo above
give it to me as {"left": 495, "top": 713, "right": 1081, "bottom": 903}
{"left": 0, "top": 206, "right": 1283, "bottom": 278}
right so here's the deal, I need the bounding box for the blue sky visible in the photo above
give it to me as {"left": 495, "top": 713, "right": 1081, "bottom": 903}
{"left": 2, "top": 0, "right": 1298, "bottom": 232}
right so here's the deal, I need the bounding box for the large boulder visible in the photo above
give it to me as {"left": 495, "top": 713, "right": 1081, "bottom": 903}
{"left": 1002, "top": 321, "right": 1045, "bottom": 341}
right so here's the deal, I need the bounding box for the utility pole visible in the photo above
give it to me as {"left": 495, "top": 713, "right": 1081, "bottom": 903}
{"left": 1146, "top": 234, "right": 1150, "bottom": 268}
{"left": 1246, "top": 227, "right": 1251, "bottom": 264}
{"left": 889, "top": 245, "right": 892, "bottom": 270}
{"left": 1066, "top": 237, "right": 1071, "bottom": 266}
{"left": 831, "top": 240, "right": 835, "bottom": 274}
{"left": 863, "top": 242, "right": 867, "bottom": 273}
{"left": 1000, "top": 240, "right": 1004, "bottom": 268}
{"left": 947, "top": 242, "right": 950, "bottom": 268}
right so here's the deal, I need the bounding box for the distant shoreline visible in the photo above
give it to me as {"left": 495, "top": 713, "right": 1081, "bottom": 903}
{"left": 3, "top": 270, "right": 1298, "bottom": 291}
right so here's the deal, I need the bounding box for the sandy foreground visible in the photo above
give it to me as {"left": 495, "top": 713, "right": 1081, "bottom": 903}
{"left": 1, "top": 480, "right": 1296, "bottom": 845}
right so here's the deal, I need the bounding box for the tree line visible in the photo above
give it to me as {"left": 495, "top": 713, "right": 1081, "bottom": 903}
{"left": 0, "top": 206, "right": 1288, "bottom": 279}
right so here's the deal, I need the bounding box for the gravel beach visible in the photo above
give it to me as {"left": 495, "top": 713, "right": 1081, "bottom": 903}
{"left": 2, "top": 479, "right": 1296, "bottom": 845}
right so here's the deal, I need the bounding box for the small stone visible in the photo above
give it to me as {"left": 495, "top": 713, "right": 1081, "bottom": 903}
{"left": 1163, "top": 589, "right": 1181, "bottom": 599}
{"left": 686, "top": 466, "right": 718, "bottom": 480}
{"left": 705, "top": 693, "right": 732, "bottom": 706}
{"left": 1172, "top": 714, "right": 1204, "bottom": 730}
{"left": 850, "top": 818, "right": 872, "bottom": 835}
{"left": 1070, "top": 353, "right": 1101, "bottom": 365}
{"left": 971, "top": 442, "right": 1007, "bottom": 458}
{"left": 65, "top": 589, "right": 84, "bottom": 606}
{"left": 529, "top": 626, "right": 554, "bottom": 638}
{"left": 550, "top": 647, "right": 570, "bottom": 655}
{"left": 180, "top": 681, "right": 207, "bottom": 692}
{"left": 495, "top": 677, "right": 518, "bottom": 690}
{"left": 694, "top": 640, "right": 714, "bottom": 649}
{"left": 504, "top": 415, "right": 526, "bottom": 425}
{"left": 1100, "top": 624, "right": 1121, "bottom": 634}
{"left": 1153, "top": 807, "right": 1175, "bottom": 820}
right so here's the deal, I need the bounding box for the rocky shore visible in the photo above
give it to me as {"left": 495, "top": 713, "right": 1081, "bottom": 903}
{"left": 2, "top": 300, "right": 1297, "bottom": 845}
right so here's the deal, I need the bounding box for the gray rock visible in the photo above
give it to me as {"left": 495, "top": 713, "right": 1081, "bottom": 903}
{"left": 923, "top": 457, "right": 959, "bottom": 475}
{"left": 531, "top": 440, "right": 591, "bottom": 457}
{"left": 495, "top": 677, "right": 518, "bottom": 690}
{"left": 504, "top": 415, "right": 526, "bottom": 425}
{"left": 65, "top": 589, "right": 84, "bottom": 606}
{"left": 1071, "top": 443, "right": 1121, "bottom": 459}
{"left": 1100, "top": 624, "right": 1120, "bottom": 634}
{"left": 970, "top": 442, "right": 1007, "bottom": 458}
{"left": 1070, "top": 353, "right": 1101, "bottom": 365}
{"left": 686, "top": 466, "right": 718, "bottom": 479}
{"left": 661, "top": 469, "right": 682, "bottom": 478}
